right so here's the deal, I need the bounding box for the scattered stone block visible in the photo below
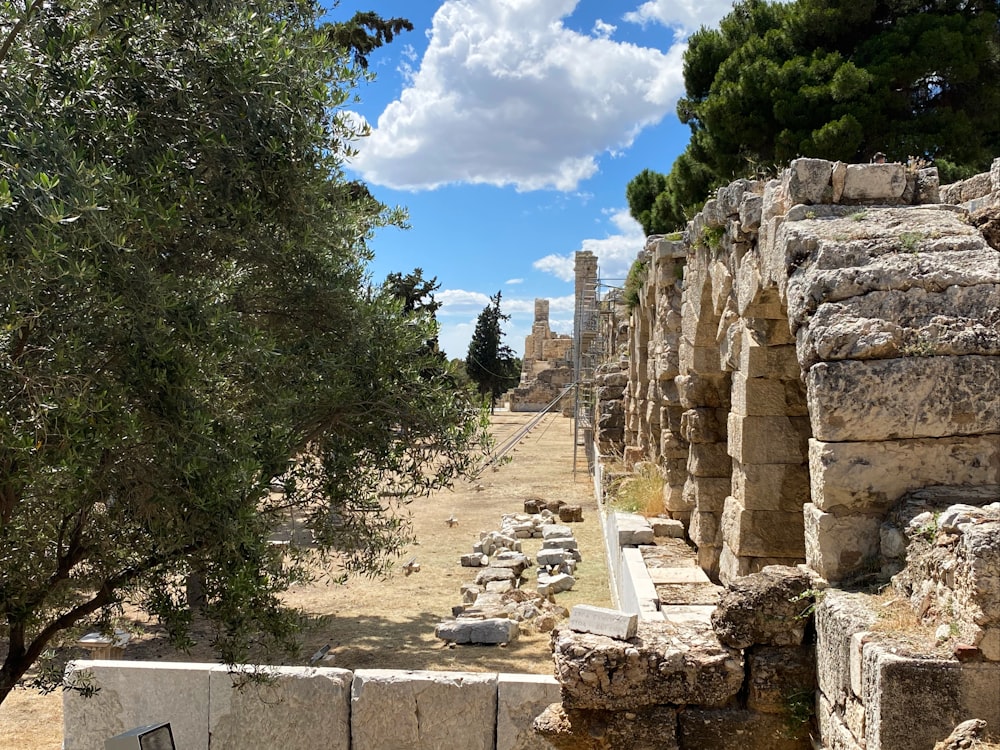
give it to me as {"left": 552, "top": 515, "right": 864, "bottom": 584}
{"left": 536, "top": 548, "right": 571, "bottom": 567}
{"left": 543, "top": 536, "right": 579, "bottom": 550}
{"left": 537, "top": 573, "right": 575, "bottom": 595}
{"left": 541, "top": 524, "right": 573, "bottom": 540}
{"left": 558, "top": 504, "right": 583, "bottom": 523}
{"left": 434, "top": 618, "right": 519, "bottom": 645}
{"left": 568, "top": 605, "right": 638, "bottom": 640}
{"left": 523, "top": 499, "right": 541, "bottom": 514}
{"left": 489, "top": 551, "right": 531, "bottom": 577}
{"left": 485, "top": 580, "right": 513, "bottom": 594}
{"left": 461, "top": 553, "right": 488, "bottom": 567}
{"left": 475, "top": 567, "right": 516, "bottom": 586}
{"left": 460, "top": 584, "right": 482, "bottom": 604}
{"left": 351, "top": 670, "right": 496, "bottom": 750}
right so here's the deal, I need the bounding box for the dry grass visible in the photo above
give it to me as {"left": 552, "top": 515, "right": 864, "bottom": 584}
{"left": 607, "top": 462, "right": 665, "bottom": 516}
{"left": 0, "top": 412, "right": 610, "bottom": 749}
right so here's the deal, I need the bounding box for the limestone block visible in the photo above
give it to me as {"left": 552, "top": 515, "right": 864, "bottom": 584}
{"left": 721, "top": 498, "right": 806, "bottom": 558}
{"left": 680, "top": 343, "right": 722, "bottom": 374}
{"left": 676, "top": 372, "right": 731, "bottom": 409}
{"left": 557, "top": 504, "right": 583, "bottom": 523}
{"left": 739, "top": 336, "right": 800, "bottom": 380}
{"left": 783, "top": 157, "right": 834, "bottom": 205}
{"left": 841, "top": 164, "right": 907, "bottom": 202}
{"left": 747, "top": 645, "right": 816, "bottom": 714}
{"left": 680, "top": 301, "right": 717, "bottom": 348}
{"left": 740, "top": 193, "right": 764, "bottom": 231}
{"left": 818, "top": 691, "right": 866, "bottom": 750}
{"left": 542, "top": 536, "right": 578, "bottom": 550}
{"left": 569, "top": 605, "right": 639, "bottom": 640}
{"left": 537, "top": 548, "right": 571, "bottom": 567}
{"left": 795, "top": 278, "right": 1000, "bottom": 369}
{"left": 435, "top": 618, "right": 519, "bottom": 645}
{"left": 698, "top": 543, "right": 722, "bottom": 579}
{"left": 63, "top": 661, "right": 210, "bottom": 750}
{"left": 804, "top": 503, "right": 880, "bottom": 582}
{"left": 814, "top": 591, "right": 878, "bottom": 710}
{"left": 496, "top": 674, "right": 561, "bottom": 750}
{"left": 690, "top": 509, "right": 721, "bottom": 548}
{"left": 648, "top": 566, "right": 712, "bottom": 585}
{"left": 718, "top": 543, "right": 805, "bottom": 582}
{"left": 687, "top": 442, "right": 732, "bottom": 477}
{"left": 731, "top": 372, "right": 807, "bottom": 417}
{"left": 614, "top": 512, "right": 655, "bottom": 546}
{"left": 807, "top": 356, "right": 1000, "bottom": 442}
{"left": 678, "top": 708, "right": 811, "bottom": 750}
{"left": 733, "top": 461, "right": 810, "bottom": 513}
{"left": 650, "top": 517, "right": 685, "bottom": 538}
{"left": 476, "top": 567, "right": 516, "bottom": 585}
{"left": 727, "top": 413, "right": 810, "bottom": 465}
{"left": 680, "top": 407, "right": 726, "bottom": 444}
{"left": 537, "top": 573, "right": 575, "bottom": 595}
{"left": 808, "top": 436, "right": 1000, "bottom": 514}
{"left": 533, "top": 703, "right": 679, "bottom": 750}
{"left": 661, "top": 431, "right": 690, "bottom": 459}
{"left": 683, "top": 475, "right": 730, "bottom": 512}
{"left": 351, "top": 670, "right": 497, "bottom": 750}
{"left": 462, "top": 553, "right": 489, "bottom": 567}
{"left": 541, "top": 524, "right": 573, "bottom": 540}
{"left": 711, "top": 565, "right": 815, "bottom": 648}
{"left": 491, "top": 551, "right": 532, "bottom": 577}
{"left": 552, "top": 621, "right": 743, "bottom": 710}
{"left": 208, "top": 666, "right": 352, "bottom": 750}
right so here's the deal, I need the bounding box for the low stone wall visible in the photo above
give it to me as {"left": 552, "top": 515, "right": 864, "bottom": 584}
{"left": 816, "top": 590, "right": 1000, "bottom": 750}
{"left": 63, "top": 661, "right": 560, "bottom": 750}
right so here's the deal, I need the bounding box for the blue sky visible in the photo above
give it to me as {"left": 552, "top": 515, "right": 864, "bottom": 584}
{"left": 333, "top": 0, "right": 744, "bottom": 358}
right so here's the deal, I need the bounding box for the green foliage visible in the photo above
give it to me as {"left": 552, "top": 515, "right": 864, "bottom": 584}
{"left": 631, "top": 0, "right": 1000, "bottom": 225}
{"left": 464, "top": 292, "right": 521, "bottom": 411}
{"left": 623, "top": 258, "right": 648, "bottom": 308}
{"left": 626, "top": 168, "right": 668, "bottom": 235}
{"left": 0, "top": 0, "right": 490, "bottom": 704}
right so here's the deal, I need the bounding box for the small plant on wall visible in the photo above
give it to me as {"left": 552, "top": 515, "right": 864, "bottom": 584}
{"left": 624, "top": 258, "right": 649, "bottom": 309}
{"left": 610, "top": 463, "right": 665, "bottom": 516}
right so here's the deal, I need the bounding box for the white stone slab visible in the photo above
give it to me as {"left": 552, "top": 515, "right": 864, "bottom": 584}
{"left": 661, "top": 605, "right": 717, "bottom": 625}
{"left": 208, "top": 665, "right": 352, "bottom": 750}
{"left": 351, "top": 669, "right": 497, "bottom": 750}
{"left": 497, "top": 673, "right": 562, "bottom": 750}
{"left": 63, "top": 660, "right": 210, "bottom": 750}
{"left": 541, "top": 524, "right": 573, "bottom": 540}
{"left": 569, "top": 605, "right": 638, "bottom": 640}
{"left": 542, "top": 536, "right": 579, "bottom": 550}
{"left": 648, "top": 566, "right": 712, "bottom": 585}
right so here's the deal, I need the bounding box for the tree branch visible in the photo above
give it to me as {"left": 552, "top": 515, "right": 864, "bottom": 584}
{"left": 0, "top": 0, "right": 44, "bottom": 67}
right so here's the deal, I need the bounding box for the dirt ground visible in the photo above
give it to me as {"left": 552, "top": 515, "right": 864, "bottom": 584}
{"left": 0, "top": 411, "right": 610, "bottom": 749}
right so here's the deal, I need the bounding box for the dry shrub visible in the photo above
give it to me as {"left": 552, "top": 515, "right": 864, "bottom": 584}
{"left": 610, "top": 463, "right": 664, "bottom": 516}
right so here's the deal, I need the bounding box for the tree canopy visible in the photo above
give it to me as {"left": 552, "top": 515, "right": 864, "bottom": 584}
{"left": 628, "top": 0, "right": 1000, "bottom": 232}
{"left": 0, "top": 0, "right": 488, "bottom": 703}
{"left": 465, "top": 292, "right": 521, "bottom": 412}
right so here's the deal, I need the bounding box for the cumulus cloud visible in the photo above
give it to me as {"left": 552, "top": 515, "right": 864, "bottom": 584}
{"left": 533, "top": 207, "right": 645, "bottom": 284}
{"left": 624, "top": 0, "right": 793, "bottom": 36}
{"left": 351, "top": 0, "right": 684, "bottom": 192}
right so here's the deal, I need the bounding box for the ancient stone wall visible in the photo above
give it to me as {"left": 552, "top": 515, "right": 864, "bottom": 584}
{"left": 599, "top": 157, "right": 1000, "bottom": 585}
{"left": 505, "top": 298, "right": 574, "bottom": 412}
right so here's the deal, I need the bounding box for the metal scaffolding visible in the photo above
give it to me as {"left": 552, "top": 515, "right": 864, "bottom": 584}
{"left": 572, "top": 251, "right": 600, "bottom": 475}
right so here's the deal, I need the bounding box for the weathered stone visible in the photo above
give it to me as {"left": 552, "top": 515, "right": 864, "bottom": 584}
{"left": 678, "top": 708, "right": 811, "bottom": 750}
{"left": 747, "top": 645, "right": 816, "bottom": 714}
{"left": 806, "top": 355, "right": 1000, "bottom": 442}
{"left": 497, "top": 674, "right": 562, "bottom": 750}
{"left": 718, "top": 544, "right": 805, "bottom": 582}
{"left": 543, "top": 536, "right": 579, "bottom": 550}
{"left": 711, "top": 565, "right": 816, "bottom": 648}
{"left": 434, "top": 617, "right": 519, "bottom": 645}
{"left": 795, "top": 283, "right": 1000, "bottom": 368}
{"left": 63, "top": 661, "right": 211, "bottom": 750}
{"left": 721, "top": 497, "right": 806, "bottom": 558}
{"left": 533, "top": 703, "right": 679, "bottom": 750}
{"left": 523, "top": 499, "right": 541, "bottom": 514}
{"left": 783, "top": 157, "right": 834, "bottom": 205}
{"left": 683, "top": 476, "right": 730, "bottom": 513}
{"left": 681, "top": 407, "right": 726, "bottom": 443}
{"left": 558, "top": 504, "right": 584, "bottom": 523}
{"left": 537, "top": 573, "right": 575, "bottom": 595}
{"left": 690, "top": 509, "right": 721, "bottom": 549}
{"left": 815, "top": 591, "right": 878, "bottom": 709}
{"left": 727, "top": 413, "right": 810, "bottom": 464}
{"left": 351, "top": 670, "right": 496, "bottom": 750}
{"left": 461, "top": 553, "right": 489, "bottom": 567}
{"left": 461, "top": 583, "right": 483, "bottom": 604}
{"left": 475, "top": 567, "right": 517, "bottom": 585}
{"left": 650, "top": 517, "right": 686, "bottom": 538}
{"left": 208, "top": 666, "right": 352, "bottom": 750}
{"left": 614, "top": 512, "right": 655, "bottom": 546}
{"left": 804, "top": 503, "right": 881, "bottom": 582}
{"left": 841, "top": 163, "right": 907, "bottom": 202}
{"left": 733, "top": 461, "right": 811, "bottom": 513}
{"left": 552, "top": 621, "right": 744, "bottom": 710}
{"left": 687, "top": 442, "right": 732, "bottom": 477}
{"left": 486, "top": 580, "right": 513, "bottom": 593}
{"left": 808, "top": 435, "right": 1000, "bottom": 514}
{"left": 731, "top": 372, "right": 807, "bottom": 417}
{"left": 933, "top": 719, "right": 989, "bottom": 750}
{"left": 491, "top": 551, "right": 532, "bottom": 577}
{"left": 537, "top": 548, "right": 572, "bottom": 567}
{"left": 740, "top": 193, "right": 764, "bottom": 231}
{"left": 541, "top": 524, "right": 573, "bottom": 540}
{"left": 569, "top": 605, "right": 639, "bottom": 640}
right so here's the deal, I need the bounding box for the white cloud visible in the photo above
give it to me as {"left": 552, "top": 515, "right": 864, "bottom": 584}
{"left": 505, "top": 277, "right": 524, "bottom": 285}
{"left": 533, "top": 207, "right": 645, "bottom": 284}
{"left": 593, "top": 19, "right": 616, "bottom": 38}
{"left": 437, "top": 288, "right": 492, "bottom": 315}
{"left": 351, "top": 0, "right": 684, "bottom": 192}
{"left": 624, "top": 0, "right": 792, "bottom": 36}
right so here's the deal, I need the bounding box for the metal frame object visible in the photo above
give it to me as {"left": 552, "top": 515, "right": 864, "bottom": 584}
{"left": 105, "top": 723, "right": 175, "bottom": 750}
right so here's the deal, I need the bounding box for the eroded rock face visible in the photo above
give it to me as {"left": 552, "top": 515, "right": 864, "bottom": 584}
{"left": 533, "top": 702, "right": 679, "bottom": 750}
{"left": 551, "top": 620, "right": 743, "bottom": 710}
{"left": 711, "top": 565, "right": 817, "bottom": 649}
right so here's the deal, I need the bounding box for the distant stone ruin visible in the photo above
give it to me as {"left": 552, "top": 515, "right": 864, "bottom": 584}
{"left": 504, "top": 299, "right": 574, "bottom": 412}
